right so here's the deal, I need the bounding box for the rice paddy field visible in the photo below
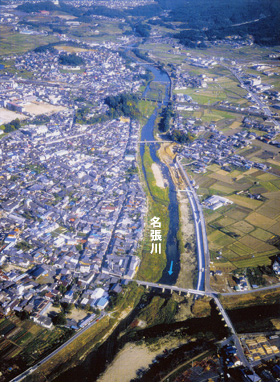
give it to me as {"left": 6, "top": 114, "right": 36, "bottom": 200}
{"left": 192, "top": 146, "right": 280, "bottom": 275}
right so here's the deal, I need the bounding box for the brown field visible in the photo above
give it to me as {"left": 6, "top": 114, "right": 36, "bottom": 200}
{"left": 268, "top": 221, "right": 280, "bottom": 235}
{"left": 210, "top": 182, "right": 236, "bottom": 194}
{"left": 208, "top": 172, "right": 234, "bottom": 184}
{"left": 228, "top": 194, "right": 263, "bottom": 210}
{"left": 231, "top": 220, "right": 255, "bottom": 234}
{"left": 239, "top": 235, "right": 275, "bottom": 252}
{"left": 245, "top": 212, "right": 277, "bottom": 230}
{"left": 228, "top": 206, "right": 250, "bottom": 220}
{"left": 54, "top": 45, "right": 90, "bottom": 53}
{"left": 256, "top": 202, "right": 280, "bottom": 219}
{"left": 195, "top": 176, "right": 217, "bottom": 188}
{"left": 229, "top": 121, "right": 242, "bottom": 129}
{"left": 228, "top": 241, "right": 253, "bottom": 256}
{"left": 217, "top": 217, "right": 236, "bottom": 226}
{"left": 263, "top": 191, "right": 280, "bottom": 200}
{"left": 250, "top": 228, "right": 274, "bottom": 241}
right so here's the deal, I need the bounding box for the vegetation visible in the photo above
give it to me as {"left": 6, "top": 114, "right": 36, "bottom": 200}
{"left": 16, "top": 1, "right": 83, "bottom": 17}
{"left": 137, "top": 295, "right": 177, "bottom": 327}
{"left": 132, "top": 48, "right": 154, "bottom": 63}
{"left": 158, "top": 102, "right": 173, "bottom": 133}
{"left": 172, "top": 129, "right": 195, "bottom": 144}
{"left": 15, "top": 241, "right": 33, "bottom": 251}
{"left": 158, "top": 0, "right": 280, "bottom": 47}
{"left": 58, "top": 53, "right": 85, "bottom": 67}
{"left": 137, "top": 146, "right": 169, "bottom": 281}
{"left": 53, "top": 311, "right": 67, "bottom": 326}
{"left": 104, "top": 93, "right": 140, "bottom": 119}
{"left": 135, "top": 22, "right": 151, "bottom": 38}
{"left": 75, "top": 107, "right": 109, "bottom": 125}
{"left": 0, "top": 118, "right": 21, "bottom": 133}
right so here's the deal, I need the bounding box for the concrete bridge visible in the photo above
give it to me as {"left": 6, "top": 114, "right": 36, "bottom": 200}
{"left": 138, "top": 140, "right": 173, "bottom": 144}
{"left": 133, "top": 279, "right": 208, "bottom": 297}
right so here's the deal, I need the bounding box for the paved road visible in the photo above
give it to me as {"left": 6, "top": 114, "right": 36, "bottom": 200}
{"left": 213, "top": 296, "right": 252, "bottom": 370}
{"left": 10, "top": 312, "right": 107, "bottom": 382}
{"left": 175, "top": 158, "right": 210, "bottom": 291}
{"left": 221, "top": 283, "right": 280, "bottom": 296}
{"left": 223, "top": 64, "right": 280, "bottom": 128}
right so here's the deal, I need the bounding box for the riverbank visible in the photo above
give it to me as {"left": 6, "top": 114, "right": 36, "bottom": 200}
{"left": 157, "top": 143, "right": 196, "bottom": 290}
{"left": 136, "top": 145, "right": 169, "bottom": 282}
{"left": 27, "top": 284, "right": 144, "bottom": 382}
{"left": 97, "top": 335, "right": 190, "bottom": 382}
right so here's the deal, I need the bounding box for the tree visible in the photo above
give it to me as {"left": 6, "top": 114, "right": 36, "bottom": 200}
{"left": 53, "top": 312, "right": 67, "bottom": 326}
{"left": 59, "top": 285, "right": 67, "bottom": 295}
{"left": 59, "top": 53, "right": 85, "bottom": 67}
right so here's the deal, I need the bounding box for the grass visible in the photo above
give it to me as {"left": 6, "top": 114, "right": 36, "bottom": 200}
{"left": 137, "top": 296, "right": 177, "bottom": 327}
{"left": 137, "top": 146, "right": 170, "bottom": 282}
{"left": 0, "top": 25, "right": 59, "bottom": 55}
{"left": 138, "top": 100, "right": 156, "bottom": 121}
{"left": 220, "top": 288, "right": 280, "bottom": 310}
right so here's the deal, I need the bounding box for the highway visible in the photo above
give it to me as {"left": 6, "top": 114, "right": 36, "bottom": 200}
{"left": 10, "top": 312, "right": 107, "bottom": 382}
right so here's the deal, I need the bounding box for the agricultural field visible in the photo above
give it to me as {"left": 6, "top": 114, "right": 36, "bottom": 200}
{"left": 0, "top": 25, "right": 59, "bottom": 56}
{"left": 0, "top": 315, "right": 72, "bottom": 380}
{"left": 190, "top": 139, "right": 280, "bottom": 285}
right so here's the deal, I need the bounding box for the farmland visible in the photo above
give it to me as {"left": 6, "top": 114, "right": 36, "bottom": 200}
{"left": 0, "top": 315, "right": 72, "bottom": 380}
{"left": 190, "top": 136, "right": 280, "bottom": 289}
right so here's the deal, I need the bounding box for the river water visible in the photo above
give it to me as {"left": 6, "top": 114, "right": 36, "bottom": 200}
{"left": 140, "top": 64, "right": 180, "bottom": 285}
{"left": 54, "top": 64, "right": 181, "bottom": 381}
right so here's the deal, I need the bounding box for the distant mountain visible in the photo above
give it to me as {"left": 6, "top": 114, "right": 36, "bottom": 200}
{"left": 157, "top": 0, "right": 280, "bottom": 46}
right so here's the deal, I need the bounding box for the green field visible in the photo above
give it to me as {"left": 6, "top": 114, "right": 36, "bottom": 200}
{"left": 137, "top": 146, "right": 170, "bottom": 282}
{"left": 0, "top": 25, "right": 60, "bottom": 55}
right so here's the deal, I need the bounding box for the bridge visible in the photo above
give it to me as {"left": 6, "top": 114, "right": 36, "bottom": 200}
{"left": 138, "top": 140, "right": 173, "bottom": 144}
{"left": 133, "top": 279, "right": 208, "bottom": 296}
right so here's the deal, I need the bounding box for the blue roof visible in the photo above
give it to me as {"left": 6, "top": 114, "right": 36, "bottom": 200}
{"left": 97, "top": 297, "right": 109, "bottom": 307}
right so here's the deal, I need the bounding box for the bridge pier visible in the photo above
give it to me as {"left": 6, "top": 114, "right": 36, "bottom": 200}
{"left": 178, "top": 290, "right": 181, "bottom": 296}
{"left": 146, "top": 285, "right": 149, "bottom": 290}
{"left": 170, "top": 289, "right": 173, "bottom": 294}
{"left": 162, "top": 288, "right": 165, "bottom": 293}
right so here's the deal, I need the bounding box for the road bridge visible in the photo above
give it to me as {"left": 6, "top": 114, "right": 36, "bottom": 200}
{"left": 138, "top": 140, "right": 173, "bottom": 144}
{"left": 132, "top": 279, "right": 208, "bottom": 296}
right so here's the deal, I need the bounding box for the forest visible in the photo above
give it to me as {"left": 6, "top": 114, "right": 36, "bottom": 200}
{"left": 58, "top": 54, "right": 85, "bottom": 67}
{"left": 104, "top": 94, "right": 140, "bottom": 119}
{"left": 16, "top": 0, "right": 280, "bottom": 47}
{"left": 159, "top": 0, "right": 280, "bottom": 47}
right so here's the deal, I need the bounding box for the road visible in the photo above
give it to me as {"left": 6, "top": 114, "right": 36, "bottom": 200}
{"left": 221, "top": 283, "right": 280, "bottom": 296}
{"left": 175, "top": 158, "right": 211, "bottom": 291}
{"left": 10, "top": 312, "right": 107, "bottom": 382}
{"left": 222, "top": 64, "right": 279, "bottom": 128}
{"left": 134, "top": 279, "right": 207, "bottom": 296}
{"left": 213, "top": 296, "right": 252, "bottom": 369}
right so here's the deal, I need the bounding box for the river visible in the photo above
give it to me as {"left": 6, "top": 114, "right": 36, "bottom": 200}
{"left": 54, "top": 63, "right": 181, "bottom": 381}
{"left": 139, "top": 63, "right": 180, "bottom": 285}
